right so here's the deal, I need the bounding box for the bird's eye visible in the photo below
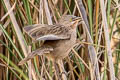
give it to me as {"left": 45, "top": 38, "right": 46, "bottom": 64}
{"left": 70, "top": 18, "right": 72, "bottom": 22}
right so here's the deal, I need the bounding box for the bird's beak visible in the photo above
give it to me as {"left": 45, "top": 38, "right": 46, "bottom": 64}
{"left": 71, "top": 17, "right": 82, "bottom": 25}
{"left": 72, "top": 17, "right": 82, "bottom": 22}
{"left": 71, "top": 17, "right": 82, "bottom": 29}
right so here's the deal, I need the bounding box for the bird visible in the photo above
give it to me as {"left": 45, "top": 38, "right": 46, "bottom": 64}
{"left": 18, "top": 15, "right": 82, "bottom": 65}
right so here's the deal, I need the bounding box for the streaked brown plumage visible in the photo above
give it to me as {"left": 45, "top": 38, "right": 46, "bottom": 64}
{"left": 18, "top": 15, "right": 82, "bottom": 65}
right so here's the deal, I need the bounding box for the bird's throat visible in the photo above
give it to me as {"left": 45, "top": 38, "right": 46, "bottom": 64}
{"left": 71, "top": 21, "right": 78, "bottom": 29}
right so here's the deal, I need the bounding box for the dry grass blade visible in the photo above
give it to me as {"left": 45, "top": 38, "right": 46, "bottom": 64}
{"left": 44, "top": 0, "right": 53, "bottom": 25}
{"left": 0, "top": 0, "right": 16, "bottom": 21}
{"left": 39, "top": 0, "right": 43, "bottom": 23}
{"left": 58, "top": 60, "right": 67, "bottom": 80}
{"left": 3, "top": 0, "right": 37, "bottom": 80}
{"left": 100, "top": 0, "right": 115, "bottom": 80}
{"left": 3, "top": 0, "right": 28, "bottom": 56}
{"left": 72, "top": 48, "right": 89, "bottom": 70}
{"left": 74, "top": 0, "right": 100, "bottom": 80}
{"left": 28, "top": 46, "right": 32, "bottom": 80}
{"left": 28, "top": 0, "right": 40, "bottom": 13}
{"left": 0, "top": 19, "right": 10, "bottom": 36}
{"left": 82, "top": 21, "right": 100, "bottom": 80}
{"left": 74, "top": 0, "right": 90, "bottom": 31}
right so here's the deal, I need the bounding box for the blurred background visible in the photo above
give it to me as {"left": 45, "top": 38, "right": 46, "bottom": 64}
{"left": 0, "top": 0, "right": 120, "bottom": 80}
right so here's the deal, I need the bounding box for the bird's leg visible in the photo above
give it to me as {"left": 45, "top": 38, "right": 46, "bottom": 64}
{"left": 53, "top": 61, "right": 61, "bottom": 80}
{"left": 57, "top": 60, "right": 68, "bottom": 79}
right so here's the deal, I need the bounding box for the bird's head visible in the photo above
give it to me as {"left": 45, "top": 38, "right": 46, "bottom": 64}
{"left": 59, "top": 15, "right": 82, "bottom": 29}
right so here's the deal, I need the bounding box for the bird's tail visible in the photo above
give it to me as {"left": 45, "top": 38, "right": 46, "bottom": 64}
{"left": 18, "top": 47, "right": 53, "bottom": 65}
{"left": 18, "top": 52, "right": 36, "bottom": 65}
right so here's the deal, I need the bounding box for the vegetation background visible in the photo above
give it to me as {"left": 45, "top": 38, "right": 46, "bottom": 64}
{"left": 0, "top": 0, "right": 120, "bottom": 80}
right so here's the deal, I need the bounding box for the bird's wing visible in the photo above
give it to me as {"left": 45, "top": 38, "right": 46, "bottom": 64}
{"left": 18, "top": 45, "right": 53, "bottom": 65}
{"left": 23, "top": 24, "right": 70, "bottom": 41}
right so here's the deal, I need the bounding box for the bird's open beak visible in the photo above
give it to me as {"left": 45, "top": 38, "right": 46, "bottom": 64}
{"left": 72, "top": 17, "right": 82, "bottom": 22}
{"left": 71, "top": 17, "right": 82, "bottom": 29}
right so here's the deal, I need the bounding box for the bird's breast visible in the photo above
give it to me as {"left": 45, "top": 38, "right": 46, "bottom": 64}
{"left": 44, "top": 30, "right": 77, "bottom": 61}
